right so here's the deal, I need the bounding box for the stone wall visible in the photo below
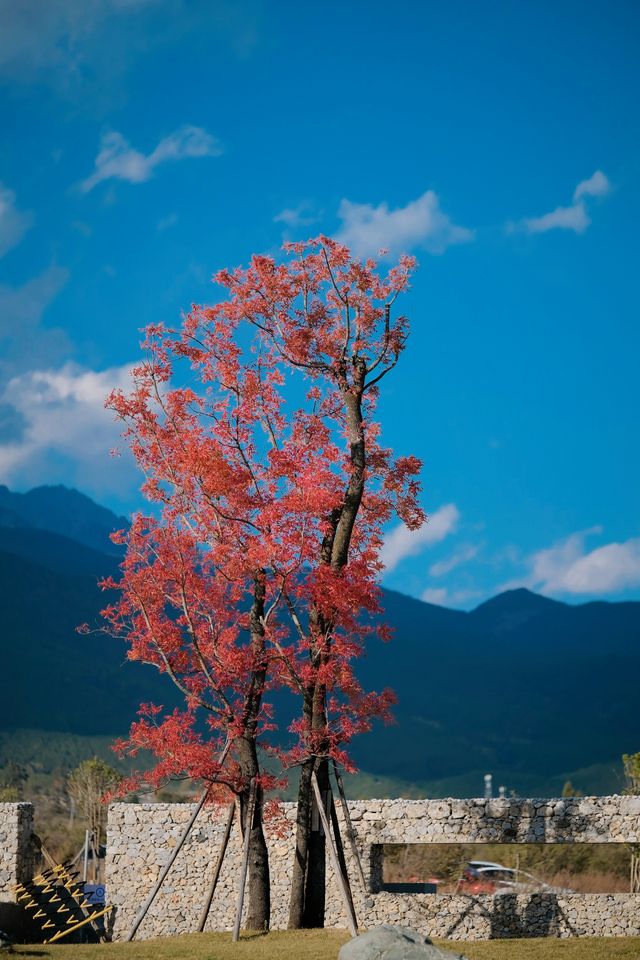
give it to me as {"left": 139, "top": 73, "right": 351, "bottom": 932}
{"left": 0, "top": 803, "right": 35, "bottom": 936}
{"left": 106, "top": 795, "right": 640, "bottom": 941}
{"left": 0, "top": 803, "right": 34, "bottom": 897}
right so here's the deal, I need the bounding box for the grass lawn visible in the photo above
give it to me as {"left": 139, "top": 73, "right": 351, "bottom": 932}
{"left": 10, "top": 931, "right": 640, "bottom": 960}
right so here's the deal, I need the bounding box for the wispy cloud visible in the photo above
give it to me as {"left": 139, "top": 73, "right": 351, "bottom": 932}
{"left": 157, "top": 212, "right": 178, "bottom": 231}
{"left": 336, "top": 191, "right": 474, "bottom": 259}
{"left": 0, "top": 265, "right": 71, "bottom": 379}
{"left": 514, "top": 170, "right": 611, "bottom": 236}
{"left": 274, "top": 202, "right": 320, "bottom": 229}
{"left": 421, "top": 585, "right": 482, "bottom": 607}
{"left": 522, "top": 203, "right": 591, "bottom": 235}
{"left": 0, "top": 0, "right": 162, "bottom": 83}
{"left": 502, "top": 527, "right": 640, "bottom": 596}
{"left": 380, "top": 503, "right": 460, "bottom": 574}
{"left": 0, "top": 1, "right": 260, "bottom": 103}
{"left": 429, "top": 543, "right": 480, "bottom": 577}
{"left": 0, "top": 361, "right": 137, "bottom": 498}
{"left": 574, "top": 170, "right": 610, "bottom": 201}
{"left": 80, "top": 126, "right": 222, "bottom": 192}
{"left": 0, "top": 184, "right": 33, "bottom": 257}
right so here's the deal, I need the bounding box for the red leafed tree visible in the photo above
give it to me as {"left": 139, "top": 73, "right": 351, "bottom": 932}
{"left": 103, "top": 237, "right": 424, "bottom": 930}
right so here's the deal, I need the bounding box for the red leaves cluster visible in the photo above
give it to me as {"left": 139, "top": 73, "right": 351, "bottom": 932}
{"left": 103, "top": 237, "right": 424, "bottom": 799}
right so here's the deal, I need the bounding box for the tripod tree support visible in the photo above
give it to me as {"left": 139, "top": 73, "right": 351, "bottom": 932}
{"left": 329, "top": 793, "right": 357, "bottom": 923}
{"left": 82, "top": 830, "right": 90, "bottom": 883}
{"left": 126, "top": 787, "right": 209, "bottom": 942}
{"left": 197, "top": 800, "right": 236, "bottom": 932}
{"left": 332, "top": 759, "right": 367, "bottom": 892}
{"left": 126, "top": 739, "right": 231, "bottom": 942}
{"left": 232, "top": 778, "right": 257, "bottom": 942}
{"left": 311, "top": 771, "right": 358, "bottom": 938}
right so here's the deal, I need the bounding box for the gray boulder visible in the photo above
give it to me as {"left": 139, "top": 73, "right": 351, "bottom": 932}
{"left": 338, "top": 925, "right": 469, "bottom": 960}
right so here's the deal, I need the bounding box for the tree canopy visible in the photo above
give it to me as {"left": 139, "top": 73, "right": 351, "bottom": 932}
{"left": 101, "top": 237, "right": 423, "bottom": 928}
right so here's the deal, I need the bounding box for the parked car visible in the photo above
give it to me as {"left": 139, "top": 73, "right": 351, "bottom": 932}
{"left": 456, "top": 860, "right": 573, "bottom": 895}
{"left": 456, "top": 860, "right": 515, "bottom": 894}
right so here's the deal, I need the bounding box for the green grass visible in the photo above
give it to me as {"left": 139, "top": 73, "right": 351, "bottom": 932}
{"left": 10, "top": 931, "right": 640, "bottom": 960}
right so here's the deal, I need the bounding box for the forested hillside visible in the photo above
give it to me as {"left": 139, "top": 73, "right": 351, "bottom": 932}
{"left": 1, "top": 485, "right": 638, "bottom": 798}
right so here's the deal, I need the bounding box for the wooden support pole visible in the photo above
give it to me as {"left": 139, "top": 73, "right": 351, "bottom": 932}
{"left": 232, "top": 778, "right": 257, "bottom": 943}
{"left": 126, "top": 788, "right": 209, "bottom": 942}
{"left": 332, "top": 759, "right": 367, "bottom": 892}
{"left": 329, "top": 794, "right": 357, "bottom": 925}
{"left": 311, "top": 771, "right": 358, "bottom": 939}
{"left": 126, "top": 740, "right": 231, "bottom": 942}
{"left": 197, "top": 800, "right": 235, "bottom": 933}
{"left": 82, "top": 830, "right": 90, "bottom": 883}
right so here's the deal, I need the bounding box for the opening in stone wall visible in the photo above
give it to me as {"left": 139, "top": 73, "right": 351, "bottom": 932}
{"left": 377, "top": 843, "right": 632, "bottom": 895}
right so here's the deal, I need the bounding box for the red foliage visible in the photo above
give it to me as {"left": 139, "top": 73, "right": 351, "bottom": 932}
{"left": 103, "top": 237, "right": 424, "bottom": 797}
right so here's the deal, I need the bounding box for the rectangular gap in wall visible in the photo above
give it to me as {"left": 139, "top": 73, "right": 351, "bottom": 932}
{"left": 379, "top": 843, "right": 632, "bottom": 895}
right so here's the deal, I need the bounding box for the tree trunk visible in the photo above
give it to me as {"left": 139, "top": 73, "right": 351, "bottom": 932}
{"left": 303, "top": 756, "right": 329, "bottom": 927}
{"left": 288, "top": 371, "right": 367, "bottom": 928}
{"left": 289, "top": 671, "right": 331, "bottom": 927}
{"left": 288, "top": 755, "right": 332, "bottom": 929}
{"left": 288, "top": 756, "right": 313, "bottom": 929}
{"left": 233, "top": 570, "right": 270, "bottom": 931}
{"left": 236, "top": 736, "right": 270, "bottom": 930}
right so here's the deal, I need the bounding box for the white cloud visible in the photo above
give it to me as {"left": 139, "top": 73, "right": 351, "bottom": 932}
{"left": 574, "top": 170, "right": 610, "bottom": 201}
{"left": 0, "top": 361, "right": 138, "bottom": 498}
{"left": 0, "top": 184, "right": 33, "bottom": 257}
{"left": 560, "top": 539, "right": 640, "bottom": 594}
{"left": 421, "top": 585, "right": 482, "bottom": 608}
{"left": 80, "top": 126, "right": 222, "bottom": 192}
{"left": 421, "top": 587, "right": 449, "bottom": 606}
{"left": 429, "top": 543, "right": 480, "bottom": 578}
{"left": 503, "top": 528, "right": 640, "bottom": 597}
{"left": 380, "top": 503, "right": 460, "bottom": 573}
{"left": 336, "top": 191, "right": 474, "bottom": 259}
{"left": 515, "top": 170, "right": 610, "bottom": 236}
{"left": 274, "top": 203, "right": 320, "bottom": 228}
{"left": 522, "top": 202, "right": 590, "bottom": 235}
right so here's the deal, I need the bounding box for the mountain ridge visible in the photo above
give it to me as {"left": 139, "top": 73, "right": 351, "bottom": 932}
{"left": 1, "top": 484, "right": 638, "bottom": 797}
{"left": 0, "top": 484, "right": 127, "bottom": 556}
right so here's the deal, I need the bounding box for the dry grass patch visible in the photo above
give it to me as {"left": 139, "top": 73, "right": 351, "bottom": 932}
{"left": 10, "top": 931, "right": 640, "bottom": 960}
{"left": 458, "top": 937, "right": 640, "bottom": 959}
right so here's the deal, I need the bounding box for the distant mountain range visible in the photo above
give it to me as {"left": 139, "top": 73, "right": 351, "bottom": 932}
{"left": 0, "top": 485, "right": 127, "bottom": 556}
{"left": 1, "top": 484, "right": 638, "bottom": 797}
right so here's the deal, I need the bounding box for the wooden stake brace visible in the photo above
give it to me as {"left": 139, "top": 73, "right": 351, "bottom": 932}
{"left": 125, "top": 787, "right": 210, "bottom": 942}
{"left": 232, "top": 778, "right": 257, "bottom": 943}
{"left": 125, "top": 739, "right": 231, "bottom": 942}
{"left": 311, "top": 771, "right": 358, "bottom": 939}
{"left": 197, "top": 800, "right": 235, "bottom": 932}
{"left": 332, "top": 759, "right": 367, "bottom": 892}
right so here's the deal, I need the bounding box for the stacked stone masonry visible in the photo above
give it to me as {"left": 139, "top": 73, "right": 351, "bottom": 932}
{"left": 105, "top": 796, "right": 640, "bottom": 940}
{"left": 0, "top": 803, "right": 33, "bottom": 899}
{"left": 0, "top": 803, "right": 35, "bottom": 936}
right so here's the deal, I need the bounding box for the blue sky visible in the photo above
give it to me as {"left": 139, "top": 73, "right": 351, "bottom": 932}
{"left": 0, "top": 0, "right": 639, "bottom": 608}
